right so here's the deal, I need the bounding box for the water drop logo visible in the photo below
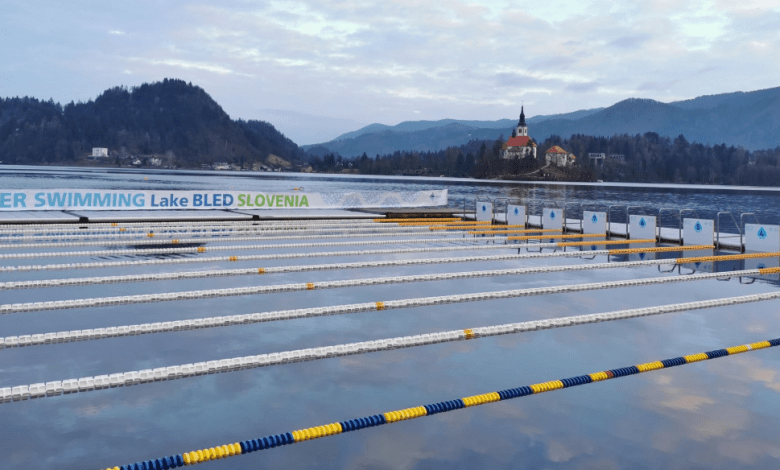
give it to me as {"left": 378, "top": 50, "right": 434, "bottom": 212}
{"left": 591, "top": 245, "right": 597, "bottom": 250}
{"left": 639, "top": 218, "right": 646, "bottom": 228}
{"left": 758, "top": 227, "right": 768, "bottom": 240}
{"left": 550, "top": 211, "right": 556, "bottom": 219}
{"left": 514, "top": 207, "right": 519, "bottom": 215}
{"left": 695, "top": 261, "right": 701, "bottom": 267}
{"left": 481, "top": 204, "right": 487, "bottom": 213}
{"left": 639, "top": 252, "right": 646, "bottom": 260}
{"left": 591, "top": 214, "right": 598, "bottom": 223}
{"left": 694, "top": 221, "right": 703, "bottom": 233}
{"left": 758, "top": 263, "right": 766, "bottom": 270}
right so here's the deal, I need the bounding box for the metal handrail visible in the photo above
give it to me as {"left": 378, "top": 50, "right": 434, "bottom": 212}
{"left": 607, "top": 205, "right": 627, "bottom": 240}
{"left": 563, "top": 202, "right": 582, "bottom": 233}
{"left": 716, "top": 211, "right": 743, "bottom": 252}
{"left": 658, "top": 208, "right": 682, "bottom": 243}
{"left": 740, "top": 212, "right": 759, "bottom": 233}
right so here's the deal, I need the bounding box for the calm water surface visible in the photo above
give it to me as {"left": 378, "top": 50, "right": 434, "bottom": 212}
{"left": 1, "top": 165, "right": 779, "bottom": 469}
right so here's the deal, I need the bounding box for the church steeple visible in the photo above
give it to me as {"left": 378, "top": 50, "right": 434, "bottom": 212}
{"left": 514, "top": 106, "right": 528, "bottom": 137}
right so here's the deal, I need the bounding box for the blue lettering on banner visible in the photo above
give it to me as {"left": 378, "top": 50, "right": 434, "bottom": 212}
{"left": 639, "top": 218, "right": 646, "bottom": 228}
{"left": 694, "top": 221, "right": 703, "bottom": 233}
{"left": 591, "top": 214, "right": 598, "bottom": 223}
{"left": 758, "top": 227, "right": 768, "bottom": 239}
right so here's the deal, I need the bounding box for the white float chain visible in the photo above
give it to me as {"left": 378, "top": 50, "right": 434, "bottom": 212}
{"left": 0, "top": 253, "right": 671, "bottom": 290}
{"left": 0, "top": 223, "right": 426, "bottom": 240}
{"left": 1, "top": 258, "right": 685, "bottom": 312}
{"left": 0, "top": 237, "right": 519, "bottom": 260}
{"left": 3, "top": 291, "right": 778, "bottom": 402}
{"left": 0, "top": 218, "right": 377, "bottom": 231}
{"left": 0, "top": 230, "right": 468, "bottom": 250}
{"left": 0, "top": 244, "right": 600, "bottom": 273}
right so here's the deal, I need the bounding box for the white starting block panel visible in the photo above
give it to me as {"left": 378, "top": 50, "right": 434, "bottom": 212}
{"left": 542, "top": 208, "right": 563, "bottom": 230}
{"left": 629, "top": 215, "right": 656, "bottom": 240}
{"left": 744, "top": 224, "right": 780, "bottom": 253}
{"left": 507, "top": 204, "right": 526, "bottom": 226}
{"left": 683, "top": 218, "right": 714, "bottom": 246}
{"left": 583, "top": 211, "right": 607, "bottom": 235}
{"left": 476, "top": 202, "right": 493, "bottom": 222}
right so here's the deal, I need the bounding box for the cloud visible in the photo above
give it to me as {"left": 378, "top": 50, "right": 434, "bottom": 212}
{"left": 2, "top": 0, "right": 780, "bottom": 144}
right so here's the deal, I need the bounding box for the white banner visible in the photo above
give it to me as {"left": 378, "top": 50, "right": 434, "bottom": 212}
{"left": 0, "top": 189, "right": 448, "bottom": 211}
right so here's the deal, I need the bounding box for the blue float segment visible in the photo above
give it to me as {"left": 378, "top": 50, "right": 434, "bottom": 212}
{"left": 608, "top": 366, "right": 639, "bottom": 378}
{"left": 660, "top": 357, "right": 686, "bottom": 368}
{"left": 769, "top": 338, "right": 780, "bottom": 346}
{"left": 560, "top": 375, "right": 593, "bottom": 388}
{"left": 175, "top": 455, "right": 183, "bottom": 467}
{"left": 705, "top": 349, "right": 729, "bottom": 359}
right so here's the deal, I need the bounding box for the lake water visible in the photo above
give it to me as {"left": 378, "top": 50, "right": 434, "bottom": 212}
{"left": 1, "top": 165, "right": 780, "bottom": 470}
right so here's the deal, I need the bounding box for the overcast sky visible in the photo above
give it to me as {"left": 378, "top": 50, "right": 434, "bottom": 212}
{"left": 1, "top": 0, "right": 779, "bottom": 144}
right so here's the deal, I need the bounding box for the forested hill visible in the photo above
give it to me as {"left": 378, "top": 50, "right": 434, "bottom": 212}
{"left": 0, "top": 79, "right": 304, "bottom": 166}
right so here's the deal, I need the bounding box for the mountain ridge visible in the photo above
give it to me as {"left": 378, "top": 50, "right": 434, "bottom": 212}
{"left": 306, "top": 87, "right": 780, "bottom": 157}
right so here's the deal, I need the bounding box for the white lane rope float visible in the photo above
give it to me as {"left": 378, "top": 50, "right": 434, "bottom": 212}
{"left": 0, "top": 241, "right": 682, "bottom": 273}
{"left": 0, "top": 224, "right": 442, "bottom": 241}
{"left": 0, "top": 237, "right": 506, "bottom": 260}
{"left": 0, "top": 263, "right": 763, "bottom": 323}
{"left": 0, "top": 252, "right": 698, "bottom": 290}
{"left": 3, "top": 291, "right": 779, "bottom": 402}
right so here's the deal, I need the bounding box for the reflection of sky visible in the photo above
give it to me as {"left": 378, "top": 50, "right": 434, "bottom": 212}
{"left": 2, "top": 172, "right": 780, "bottom": 469}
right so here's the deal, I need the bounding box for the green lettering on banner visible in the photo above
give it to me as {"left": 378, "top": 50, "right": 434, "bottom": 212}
{"left": 256, "top": 195, "right": 265, "bottom": 207}
{"left": 238, "top": 194, "right": 246, "bottom": 207}
{"left": 284, "top": 195, "right": 294, "bottom": 207}
{"left": 300, "top": 195, "right": 309, "bottom": 207}
{"left": 276, "top": 195, "right": 283, "bottom": 206}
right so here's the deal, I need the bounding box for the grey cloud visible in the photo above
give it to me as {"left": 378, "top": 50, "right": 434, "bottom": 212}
{"left": 493, "top": 72, "right": 560, "bottom": 88}
{"left": 608, "top": 34, "right": 651, "bottom": 49}
{"left": 566, "top": 81, "right": 601, "bottom": 93}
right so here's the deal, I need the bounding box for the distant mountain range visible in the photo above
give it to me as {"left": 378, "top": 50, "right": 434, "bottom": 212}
{"left": 304, "top": 87, "right": 780, "bottom": 157}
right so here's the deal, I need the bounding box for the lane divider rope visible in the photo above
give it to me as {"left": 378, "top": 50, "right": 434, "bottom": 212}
{"left": 0, "top": 225, "right": 443, "bottom": 242}
{"left": 0, "top": 237, "right": 659, "bottom": 261}
{"left": 0, "top": 220, "right": 407, "bottom": 236}
{"left": 0, "top": 248, "right": 769, "bottom": 292}
{"left": 0, "top": 230, "right": 473, "bottom": 250}
{"left": 3, "top": 293, "right": 779, "bottom": 403}
{"left": 2, "top": 263, "right": 772, "bottom": 344}
{"left": 95, "top": 335, "right": 780, "bottom": 469}
{"left": 0, "top": 243, "right": 710, "bottom": 273}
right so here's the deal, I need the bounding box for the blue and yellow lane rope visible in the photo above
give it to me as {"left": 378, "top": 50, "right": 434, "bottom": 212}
{"left": 102, "top": 337, "right": 780, "bottom": 470}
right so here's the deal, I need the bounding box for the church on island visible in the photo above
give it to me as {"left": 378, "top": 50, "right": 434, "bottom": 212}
{"left": 500, "top": 107, "right": 575, "bottom": 168}
{"left": 499, "top": 107, "right": 536, "bottom": 160}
